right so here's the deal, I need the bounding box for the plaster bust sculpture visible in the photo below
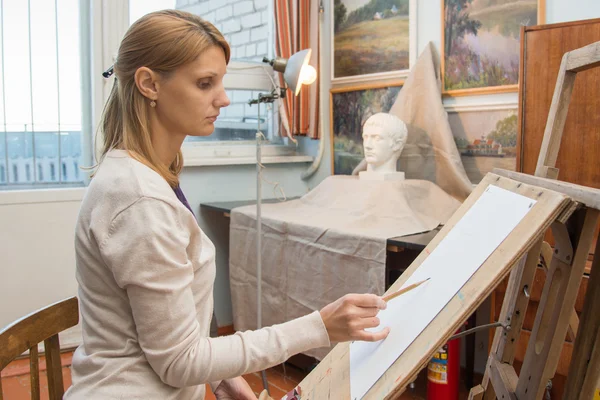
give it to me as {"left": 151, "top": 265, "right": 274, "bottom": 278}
{"left": 359, "top": 112, "right": 408, "bottom": 181}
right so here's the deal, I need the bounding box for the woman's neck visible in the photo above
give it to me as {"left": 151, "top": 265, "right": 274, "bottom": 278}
{"left": 149, "top": 114, "right": 186, "bottom": 167}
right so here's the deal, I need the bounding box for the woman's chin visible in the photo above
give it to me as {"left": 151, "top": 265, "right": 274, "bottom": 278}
{"left": 188, "top": 129, "right": 215, "bottom": 138}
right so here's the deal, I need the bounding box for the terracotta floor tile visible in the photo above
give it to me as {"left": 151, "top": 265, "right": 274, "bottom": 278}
{"left": 1, "top": 367, "right": 72, "bottom": 400}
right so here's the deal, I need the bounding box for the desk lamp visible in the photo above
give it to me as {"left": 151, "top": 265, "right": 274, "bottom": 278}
{"left": 248, "top": 48, "right": 316, "bottom": 393}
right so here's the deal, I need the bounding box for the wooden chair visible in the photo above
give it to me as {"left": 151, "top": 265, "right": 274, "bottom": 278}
{"left": 0, "top": 297, "right": 79, "bottom": 400}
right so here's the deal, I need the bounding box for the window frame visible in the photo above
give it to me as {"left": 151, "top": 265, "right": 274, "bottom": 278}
{"left": 0, "top": 1, "right": 92, "bottom": 191}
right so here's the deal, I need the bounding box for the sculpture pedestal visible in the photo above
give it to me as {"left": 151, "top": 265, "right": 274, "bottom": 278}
{"left": 359, "top": 171, "right": 405, "bottom": 181}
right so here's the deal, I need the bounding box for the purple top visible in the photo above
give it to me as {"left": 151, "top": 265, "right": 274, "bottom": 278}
{"left": 173, "top": 186, "right": 195, "bottom": 217}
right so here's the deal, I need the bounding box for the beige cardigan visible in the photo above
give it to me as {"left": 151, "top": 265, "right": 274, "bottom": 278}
{"left": 65, "top": 150, "right": 330, "bottom": 399}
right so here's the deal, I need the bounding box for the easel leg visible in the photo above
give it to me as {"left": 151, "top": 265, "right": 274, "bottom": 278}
{"left": 516, "top": 208, "right": 599, "bottom": 400}
{"left": 471, "top": 237, "right": 543, "bottom": 399}
{"left": 563, "top": 235, "right": 600, "bottom": 399}
{"left": 579, "top": 329, "right": 600, "bottom": 399}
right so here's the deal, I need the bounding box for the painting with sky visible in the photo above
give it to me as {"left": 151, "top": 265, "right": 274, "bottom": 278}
{"left": 443, "top": 0, "right": 543, "bottom": 93}
{"left": 333, "top": 0, "right": 410, "bottom": 79}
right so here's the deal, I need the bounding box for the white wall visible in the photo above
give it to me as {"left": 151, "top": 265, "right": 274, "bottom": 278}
{"left": 0, "top": 189, "right": 84, "bottom": 335}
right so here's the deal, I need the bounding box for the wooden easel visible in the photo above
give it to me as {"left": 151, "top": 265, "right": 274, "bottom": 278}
{"left": 469, "top": 41, "right": 600, "bottom": 399}
{"left": 293, "top": 172, "right": 574, "bottom": 399}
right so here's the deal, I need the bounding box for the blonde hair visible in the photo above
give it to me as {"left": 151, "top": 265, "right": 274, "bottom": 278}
{"left": 96, "top": 10, "right": 230, "bottom": 187}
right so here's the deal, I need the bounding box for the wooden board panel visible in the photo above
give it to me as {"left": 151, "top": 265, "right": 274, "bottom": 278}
{"left": 518, "top": 19, "right": 600, "bottom": 257}
{"left": 297, "top": 174, "right": 570, "bottom": 399}
{"left": 519, "top": 19, "right": 600, "bottom": 189}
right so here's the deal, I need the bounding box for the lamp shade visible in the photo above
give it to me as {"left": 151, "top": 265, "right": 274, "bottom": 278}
{"left": 283, "top": 48, "right": 313, "bottom": 96}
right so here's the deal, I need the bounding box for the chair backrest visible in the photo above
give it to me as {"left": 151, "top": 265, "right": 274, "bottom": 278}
{"left": 0, "top": 297, "right": 79, "bottom": 400}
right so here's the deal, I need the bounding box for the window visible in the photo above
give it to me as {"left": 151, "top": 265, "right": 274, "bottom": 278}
{"left": 130, "top": 0, "right": 286, "bottom": 162}
{"left": 0, "top": 0, "right": 86, "bottom": 189}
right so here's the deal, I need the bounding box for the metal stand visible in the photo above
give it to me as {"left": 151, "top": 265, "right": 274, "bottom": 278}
{"left": 249, "top": 88, "right": 286, "bottom": 395}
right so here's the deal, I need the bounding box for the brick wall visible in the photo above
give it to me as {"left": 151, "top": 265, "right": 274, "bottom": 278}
{"left": 176, "top": 0, "right": 270, "bottom": 62}
{"left": 176, "top": 0, "right": 273, "bottom": 126}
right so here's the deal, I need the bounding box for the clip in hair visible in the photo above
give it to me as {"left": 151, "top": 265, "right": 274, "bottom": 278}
{"left": 102, "top": 65, "right": 114, "bottom": 78}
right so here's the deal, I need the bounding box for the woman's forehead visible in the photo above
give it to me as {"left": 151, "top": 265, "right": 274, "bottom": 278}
{"left": 181, "top": 46, "right": 227, "bottom": 75}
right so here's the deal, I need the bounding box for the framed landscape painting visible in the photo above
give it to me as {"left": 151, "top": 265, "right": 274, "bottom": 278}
{"left": 448, "top": 106, "right": 518, "bottom": 184}
{"left": 331, "top": 0, "right": 416, "bottom": 84}
{"left": 330, "top": 82, "right": 403, "bottom": 175}
{"left": 442, "top": 0, "right": 545, "bottom": 95}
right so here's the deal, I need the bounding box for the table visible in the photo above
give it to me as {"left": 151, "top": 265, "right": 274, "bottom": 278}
{"left": 200, "top": 199, "right": 440, "bottom": 253}
{"left": 200, "top": 200, "right": 476, "bottom": 387}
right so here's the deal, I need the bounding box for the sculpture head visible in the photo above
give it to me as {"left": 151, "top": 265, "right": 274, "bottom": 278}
{"left": 362, "top": 113, "right": 407, "bottom": 173}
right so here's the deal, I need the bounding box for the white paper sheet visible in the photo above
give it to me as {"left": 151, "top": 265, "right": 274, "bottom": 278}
{"left": 350, "top": 185, "right": 536, "bottom": 400}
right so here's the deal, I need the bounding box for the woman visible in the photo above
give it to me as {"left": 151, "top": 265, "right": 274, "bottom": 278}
{"left": 65, "top": 10, "right": 389, "bottom": 400}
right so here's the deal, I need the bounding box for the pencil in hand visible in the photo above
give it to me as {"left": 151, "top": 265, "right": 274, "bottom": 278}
{"left": 382, "top": 278, "right": 430, "bottom": 302}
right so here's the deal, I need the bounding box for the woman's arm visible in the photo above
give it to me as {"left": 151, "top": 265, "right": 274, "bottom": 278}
{"left": 100, "top": 196, "right": 387, "bottom": 388}
{"left": 100, "top": 197, "right": 329, "bottom": 388}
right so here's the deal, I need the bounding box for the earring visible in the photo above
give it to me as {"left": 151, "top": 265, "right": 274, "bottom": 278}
{"left": 150, "top": 100, "right": 156, "bottom": 108}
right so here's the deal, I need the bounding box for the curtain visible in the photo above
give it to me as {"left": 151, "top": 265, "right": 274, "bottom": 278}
{"left": 274, "top": 0, "right": 320, "bottom": 139}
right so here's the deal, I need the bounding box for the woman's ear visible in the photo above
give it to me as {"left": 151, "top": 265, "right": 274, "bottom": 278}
{"left": 134, "top": 67, "right": 160, "bottom": 101}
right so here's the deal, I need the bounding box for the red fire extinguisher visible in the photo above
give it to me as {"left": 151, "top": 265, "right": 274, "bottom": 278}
{"left": 426, "top": 330, "right": 461, "bottom": 400}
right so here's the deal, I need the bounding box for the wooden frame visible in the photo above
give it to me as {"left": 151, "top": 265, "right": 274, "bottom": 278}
{"left": 330, "top": 0, "right": 417, "bottom": 85}
{"left": 329, "top": 81, "right": 404, "bottom": 175}
{"left": 441, "top": 0, "right": 546, "bottom": 97}
{"left": 470, "top": 40, "right": 600, "bottom": 400}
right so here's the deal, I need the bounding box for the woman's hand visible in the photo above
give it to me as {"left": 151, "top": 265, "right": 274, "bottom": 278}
{"left": 214, "top": 377, "right": 257, "bottom": 400}
{"left": 319, "top": 293, "right": 390, "bottom": 343}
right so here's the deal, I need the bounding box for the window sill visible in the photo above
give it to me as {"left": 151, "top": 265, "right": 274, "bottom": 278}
{"left": 181, "top": 142, "right": 314, "bottom": 167}
{"left": 183, "top": 154, "right": 314, "bottom": 167}
{"left": 0, "top": 186, "right": 87, "bottom": 206}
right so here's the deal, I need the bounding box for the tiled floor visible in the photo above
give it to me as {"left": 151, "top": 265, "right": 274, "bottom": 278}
{"left": 1, "top": 350, "right": 478, "bottom": 399}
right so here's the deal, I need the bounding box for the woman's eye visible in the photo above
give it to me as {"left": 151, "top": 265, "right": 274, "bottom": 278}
{"left": 198, "top": 81, "right": 212, "bottom": 89}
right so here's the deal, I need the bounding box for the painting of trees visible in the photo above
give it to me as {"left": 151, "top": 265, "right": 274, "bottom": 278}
{"left": 443, "top": 0, "right": 542, "bottom": 93}
{"left": 333, "top": 0, "right": 410, "bottom": 78}
{"left": 444, "top": 0, "right": 481, "bottom": 56}
{"left": 487, "top": 114, "right": 517, "bottom": 147}
{"left": 334, "top": 0, "right": 347, "bottom": 33}
{"left": 448, "top": 109, "right": 517, "bottom": 184}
